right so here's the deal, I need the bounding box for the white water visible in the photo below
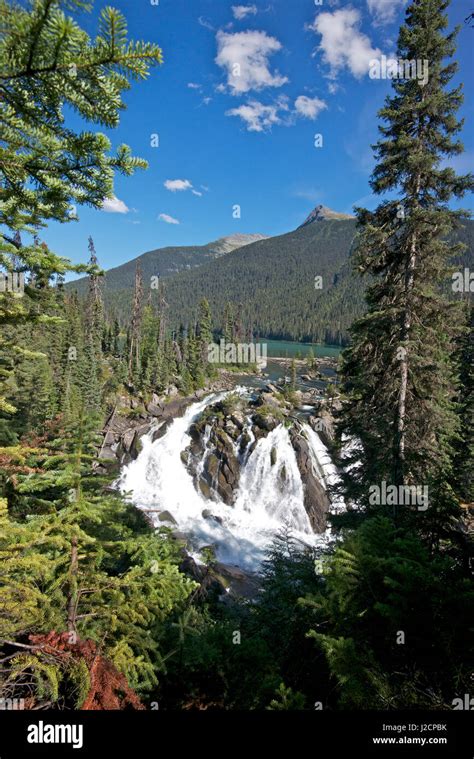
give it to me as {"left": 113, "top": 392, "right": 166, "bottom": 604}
{"left": 119, "top": 392, "right": 344, "bottom": 570}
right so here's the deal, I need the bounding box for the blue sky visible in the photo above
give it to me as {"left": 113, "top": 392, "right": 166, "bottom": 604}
{"left": 43, "top": 0, "right": 474, "bottom": 276}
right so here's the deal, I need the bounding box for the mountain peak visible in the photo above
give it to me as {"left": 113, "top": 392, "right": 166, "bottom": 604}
{"left": 298, "top": 204, "right": 354, "bottom": 228}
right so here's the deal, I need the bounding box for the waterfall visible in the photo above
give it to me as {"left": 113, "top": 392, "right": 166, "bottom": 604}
{"left": 119, "top": 393, "right": 344, "bottom": 570}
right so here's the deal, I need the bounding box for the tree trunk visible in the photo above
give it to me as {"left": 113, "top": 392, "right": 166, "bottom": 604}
{"left": 67, "top": 536, "right": 78, "bottom": 636}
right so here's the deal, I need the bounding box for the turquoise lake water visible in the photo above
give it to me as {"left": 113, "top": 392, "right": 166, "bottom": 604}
{"left": 257, "top": 339, "right": 342, "bottom": 359}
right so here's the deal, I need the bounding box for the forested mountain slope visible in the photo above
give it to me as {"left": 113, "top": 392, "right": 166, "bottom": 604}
{"left": 83, "top": 214, "right": 473, "bottom": 346}
{"left": 68, "top": 233, "right": 267, "bottom": 296}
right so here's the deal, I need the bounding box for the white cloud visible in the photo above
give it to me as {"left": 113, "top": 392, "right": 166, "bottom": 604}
{"left": 198, "top": 16, "right": 215, "bottom": 31}
{"left": 226, "top": 97, "right": 288, "bottom": 132}
{"left": 101, "top": 196, "right": 129, "bottom": 214}
{"left": 367, "top": 0, "right": 406, "bottom": 26}
{"left": 215, "top": 30, "right": 288, "bottom": 95}
{"left": 294, "top": 95, "right": 327, "bottom": 120}
{"left": 192, "top": 189, "right": 203, "bottom": 196}
{"left": 309, "top": 8, "right": 381, "bottom": 80}
{"left": 187, "top": 82, "right": 201, "bottom": 90}
{"left": 164, "top": 179, "right": 193, "bottom": 192}
{"left": 159, "top": 213, "right": 180, "bottom": 225}
{"left": 232, "top": 4, "right": 258, "bottom": 20}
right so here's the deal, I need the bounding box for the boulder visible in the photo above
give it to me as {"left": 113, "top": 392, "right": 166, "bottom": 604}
{"left": 230, "top": 412, "right": 245, "bottom": 430}
{"left": 252, "top": 413, "right": 277, "bottom": 432}
{"left": 202, "top": 509, "right": 224, "bottom": 525}
{"left": 121, "top": 429, "right": 135, "bottom": 453}
{"left": 158, "top": 510, "right": 177, "bottom": 525}
{"left": 146, "top": 401, "right": 163, "bottom": 417}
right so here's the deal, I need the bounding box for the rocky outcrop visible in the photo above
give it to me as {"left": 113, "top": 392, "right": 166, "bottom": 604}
{"left": 97, "top": 373, "right": 237, "bottom": 470}
{"left": 290, "top": 426, "right": 330, "bottom": 533}
{"left": 187, "top": 416, "right": 240, "bottom": 505}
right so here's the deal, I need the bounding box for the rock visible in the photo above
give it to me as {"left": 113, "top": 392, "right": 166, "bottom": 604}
{"left": 202, "top": 509, "right": 223, "bottom": 525}
{"left": 130, "top": 424, "right": 150, "bottom": 460}
{"left": 301, "top": 374, "right": 312, "bottom": 381}
{"left": 224, "top": 420, "right": 239, "bottom": 440}
{"left": 214, "top": 562, "right": 261, "bottom": 599}
{"left": 270, "top": 446, "right": 277, "bottom": 466}
{"left": 230, "top": 413, "right": 245, "bottom": 430}
{"left": 121, "top": 429, "right": 135, "bottom": 453}
{"left": 206, "top": 453, "right": 219, "bottom": 481}
{"left": 146, "top": 401, "right": 162, "bottom": 417}
{"left": 290, "top": 427, "right": 330, "bottom": 533}
{"left": 152, "top": 421, "right": 170, "bottom": 443}
{"left": 198, "top": 480, "right": 212, "bottom": 499}
{"left": 253, "top": 412, "right": 277, "bottom": 432}
{"left": 239, "top": 430, "right": 251, "bottom": 453}
{"left": 309, "top": 412, "right": 335, "bottom": 446}
{"left": 172, "top": 530, "right": 189, "bottom": 543}
{"left": 264, "top": 383, "right": 279, "bottom": 394}
{"left": 255, "top": 391, "right": 281, "bottom": 408}
{"left": 158, "top": 510, "right": 177, "bottom": 525}
{"left": 167, "top": 385, "right": 179, "bottom": 397}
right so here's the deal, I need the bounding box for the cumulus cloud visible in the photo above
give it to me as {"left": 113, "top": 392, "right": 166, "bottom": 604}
{"left": 101, "top": 196, "right": 129, "bottom": 214}
{"left": 159, "top": 213, "right": 180, "bottom": 225}
{"left": 309, "top": 8, "right": 381, "bottom": 80}
{"left": 232, "top": 4, "right": 258, "bottom": 20}
{"left": 226, "top": 97, "right": 289, "bottom": 132}
{"left": 164, "top": 179, "right": 193, "bottom": 192}
{"left": 294, "top": 95, "right": 327, "bottom": 120}
{"left": 187, "top": 82, "right": 201, "bottom": 90}
{"left": 215, "top": 30, "right": 288, "bottom": 95}
{"left": 367, "top": 0, "right": 407, "bottom": 26}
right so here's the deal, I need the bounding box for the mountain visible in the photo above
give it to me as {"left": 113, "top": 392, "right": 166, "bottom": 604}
{"left": 68, "top": 206, "right": 474, "bottom": 345}
{"left": 67, "top": 233, "right": 268, "bottom": 295}
{"left": 298, "top": 204, "right": 355, "bottom": 227}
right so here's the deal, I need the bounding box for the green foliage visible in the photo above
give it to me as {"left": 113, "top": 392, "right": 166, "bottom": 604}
{"left": 337, "top": 0, "right": 474, "bottom": 508}
{"left": 307, "top": 516, "right": 473, "bottom": 708}
{"left": 0, "top": 0, "right": 162, "bottom": 230}
{"left": 267, "top": 682, "right": 306, "bottom": 710}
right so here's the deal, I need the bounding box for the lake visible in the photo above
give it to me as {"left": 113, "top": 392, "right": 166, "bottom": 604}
{"left": 258, "top": 339, "right": 343, "bottom": 359}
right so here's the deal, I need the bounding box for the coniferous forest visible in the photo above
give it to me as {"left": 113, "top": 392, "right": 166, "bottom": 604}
{"left": 0, "top": 0, "right": 473, "bottom": 754}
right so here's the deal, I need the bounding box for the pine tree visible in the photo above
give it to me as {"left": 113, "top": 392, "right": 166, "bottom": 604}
{"left": 223, "top": 302, "right": 234, "bottom": 344}
{"left": 0, "top": 0, "right": 162, "bottom": 415}
{"left": 197, "top": 298, "right": 212, "bottom": 363}
{"left": 128, "top": 263, "right": 143, "bottom": 385}
{"left": 337, "top": 0, "right": 474, "bottom": 510}
{"left": 453, "top": 302, "right": 474, "bottom": 502}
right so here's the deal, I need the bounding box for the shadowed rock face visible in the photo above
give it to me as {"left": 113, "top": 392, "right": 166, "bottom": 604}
{"left": 187, "top": 416, "right": 241, "bottom": 505}
{"left": 290, "top": 427, "right": 330, "bottom": 532}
